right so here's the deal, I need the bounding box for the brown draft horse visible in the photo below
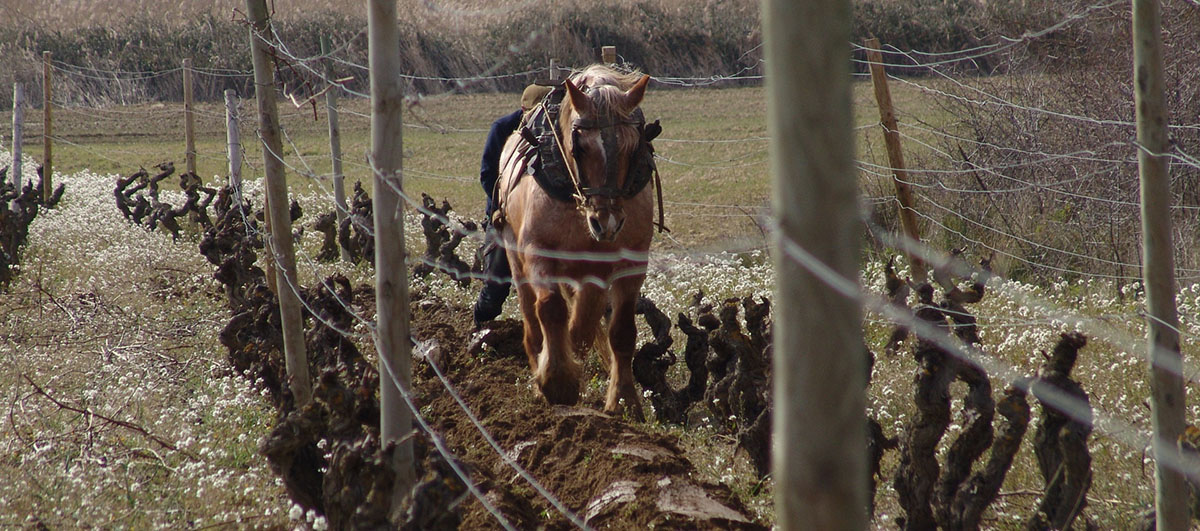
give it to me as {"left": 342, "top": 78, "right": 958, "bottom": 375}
{"left": 494, "top": 65, "right": 655, "bottom": 418}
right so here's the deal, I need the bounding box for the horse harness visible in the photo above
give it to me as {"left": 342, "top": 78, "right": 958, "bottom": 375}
{"left": 496, "top": 82, "right": 667, "bottom": 232}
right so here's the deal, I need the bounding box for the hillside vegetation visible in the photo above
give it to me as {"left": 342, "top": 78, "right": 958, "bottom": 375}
{"left": 0, "top": 0, "right": 1084, "bottom": 107}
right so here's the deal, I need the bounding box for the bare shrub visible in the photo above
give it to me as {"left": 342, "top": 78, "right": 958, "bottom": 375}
{"left": 907, "top": 0, "right": 1200, "bottom": 283}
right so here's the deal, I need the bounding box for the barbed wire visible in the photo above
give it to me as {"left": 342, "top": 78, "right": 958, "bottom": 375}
{"left": 850, "top": 0, "right": 1126, "bottom": 69}
{"left": 42, "top": 134, "right": 151, "bottom": 170}
{"left": 900, "top": 196, "right": 1143, "bottom": 281}
{"left": 916, "top": 191, "right": 1200, "bottom": 280}
{"left": 252, "top": 164, "right": 1200, "bottom": 504}
{"left": 895, "top": 119, "right": 1135, "bottom": 166}
{"left": 653, "top": 152, "right": 766, "bottom": 170}
{"left": 243, "top": 137, "right": 607, "bottom": 528}
{"left": 47, "top": 59, "right": 183, "bottom": 82}
{"left": 229, "top": 173, "right": 523, "bottom": 528}
{"left": 52, "top": 103, "right": 177, "bottom": 117}
{"left": 783, "top": 221, "right": 1200, "bottom": 485}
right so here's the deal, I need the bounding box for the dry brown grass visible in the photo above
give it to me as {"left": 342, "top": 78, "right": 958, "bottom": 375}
{"left": 0, "top": 0, "right": 753, "bottom": 29}
{"left": 3, "top": 0, "right": 335, "bottom": 28}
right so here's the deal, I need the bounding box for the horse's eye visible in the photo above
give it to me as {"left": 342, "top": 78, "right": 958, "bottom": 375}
{"left": 571, "top": 129, "right": 583, "bottom": 155}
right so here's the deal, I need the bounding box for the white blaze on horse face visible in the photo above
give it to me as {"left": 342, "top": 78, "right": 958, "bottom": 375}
{"left": 585, "top": 198, "right": 625, "bottom": 242}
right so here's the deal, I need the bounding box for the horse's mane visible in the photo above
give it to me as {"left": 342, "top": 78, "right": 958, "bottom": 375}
{"left": 569, "top": 64, "right": 646, "bottom": 119}
{"left": 571, "top": 64, "right": 645, "bottom": 91}
{"left": 566, "top": 64, "right": 646, "bottom": 157}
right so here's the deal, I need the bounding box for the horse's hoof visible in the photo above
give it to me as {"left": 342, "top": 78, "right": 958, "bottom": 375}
{"left": 604, "top": 396, "right": 645, "bottom": 422}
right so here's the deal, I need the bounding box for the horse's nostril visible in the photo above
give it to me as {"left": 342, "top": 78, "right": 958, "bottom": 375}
{"left": 589, "top": 217, "right": 603, "bottom": 235}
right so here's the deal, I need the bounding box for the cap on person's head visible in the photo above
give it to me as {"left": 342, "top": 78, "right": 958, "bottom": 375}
{"left": 521, "top": 84, "right": 553, "bottom": 111}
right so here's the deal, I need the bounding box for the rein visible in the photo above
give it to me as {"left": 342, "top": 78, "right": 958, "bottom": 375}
{"left": 548, "top": 108, "right": 588, "bottom": 205}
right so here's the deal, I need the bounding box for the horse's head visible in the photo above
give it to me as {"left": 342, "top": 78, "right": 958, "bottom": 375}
{"left": 558, "top": 72, "right": 651, "bottom": 242}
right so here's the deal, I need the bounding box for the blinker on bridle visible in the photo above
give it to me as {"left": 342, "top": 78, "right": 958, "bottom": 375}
{"left": 569, "top": 113, "right": 648, "bottom": 200}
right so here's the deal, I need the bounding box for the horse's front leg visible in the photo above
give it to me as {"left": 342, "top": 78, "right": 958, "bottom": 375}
{"left": 604, "top": 275, "right": 645, "bottom": 421}
{"left": 514, "top": 280, "right": 540, "bottom": 374}
{"left": 506, "top": 245, "right": 541, "bottom": 374}
{"left": 568, "top": 283, "right": 608, "bottom": 363}
{"left": 533, "top": 284, "right": 581, "bottom": 405}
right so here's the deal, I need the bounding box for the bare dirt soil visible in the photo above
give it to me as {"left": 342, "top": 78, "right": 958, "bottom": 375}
{"left": 408, "top": 300, "right": 764, "bottom": 529}
{"left": 193, "top": 172, "right": 768, "bottom": 529}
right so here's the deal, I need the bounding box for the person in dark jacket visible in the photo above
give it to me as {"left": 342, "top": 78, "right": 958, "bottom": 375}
{"left": 474, "top": 83, "right": 553, "bottom": 327}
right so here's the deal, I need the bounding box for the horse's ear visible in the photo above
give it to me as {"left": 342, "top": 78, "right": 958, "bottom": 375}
{"left": 621, "top": 75, "right": 651, "bottom": 112}
{"left": 564, "top": 79, "right": 592, "bottom": 116}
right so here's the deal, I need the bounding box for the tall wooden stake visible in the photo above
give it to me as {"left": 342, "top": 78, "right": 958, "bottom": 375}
{"left": 321, "top": 35, "right": 350, "bottom": 261}
{"left": 602, "top": 45, "right": 617, "bottom": 64}
{"left": 12, "top": 83, "right": 23, "bottom": 191}
{"left": 225, "top": 89, "right": 243, "bottom": 190}
{"left": 42, "top": 51, "right": 52, "bottom": 201}
{"left": 245, "top": 0, "right": 312, "bottom": 407}
{"left": 368, "top": 0, "right": 416, "bottom": 516}
{"left": 1133, "top": 0, "right": 1187, "bottom": 527}
{"left": 549, "top": 58, "right": 559, "bottom": 81}
{"left": 183, "top": 58, "right": 197, "bottom": 176}
{"left": 865, "top": 37, "right": 926, "bottom": 281}
{"left": 224, "top": 90, "right": 242, "bottom": 189}
{"left": 765, "top": 0, "right": 867, "bottom": 529}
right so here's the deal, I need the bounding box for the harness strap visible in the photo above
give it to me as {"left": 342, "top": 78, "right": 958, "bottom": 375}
{"left": 653, "top": 164, "right": 668, "bottom": 234}
{"left": 493, "top": 134, "right": 538, "bottom": 228}
{"left": 551, "top": 112, "right": 589, "bottom": 205}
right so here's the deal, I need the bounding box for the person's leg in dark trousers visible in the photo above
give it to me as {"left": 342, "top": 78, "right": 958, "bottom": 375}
{"left": 473, "top": 217, "right": 511, "bottom": 327}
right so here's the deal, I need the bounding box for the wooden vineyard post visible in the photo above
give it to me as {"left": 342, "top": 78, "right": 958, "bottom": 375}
{"left": 865, "top": 37, "right": 926, "bottom": 282}
{"left": 225, "top": 89, "right": 243, "bottom": 190}
{"left": 368, "top": 0, "right": 416, "bottom": 514}
{"left": 321, "top": 35, "right": 350, "bottom": 261}
{"left": 245, "top": 0, "right": 313, "bottom": 407}
{"left": 602, "top": 45, "right": 617, "bottom": 64}
{"left": 42, "top": 51, "right": 51, "bottom": 202}
{"left": 549, "top": 58, "right": 558, "bottom": 81}
{"left": 183, "top": 58, "right": 197, "bottom": 176}
{"left": 12, "top": 83, "right": 23, "bottom": 191}
{"left": 765, "top": 0, "right": 867, "bottom": 529}
{"left": 1133, "top": 0, "right": 1188, "bottom": 527}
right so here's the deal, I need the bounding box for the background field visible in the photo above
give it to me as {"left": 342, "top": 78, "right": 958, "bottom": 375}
{"left": 2, "top": 79, "right": 950, "bottom": 253}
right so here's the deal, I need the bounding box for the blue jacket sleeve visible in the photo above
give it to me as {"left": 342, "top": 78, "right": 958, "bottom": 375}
{"left": 480, "top": 109, "right": 524, "bottom": 213}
